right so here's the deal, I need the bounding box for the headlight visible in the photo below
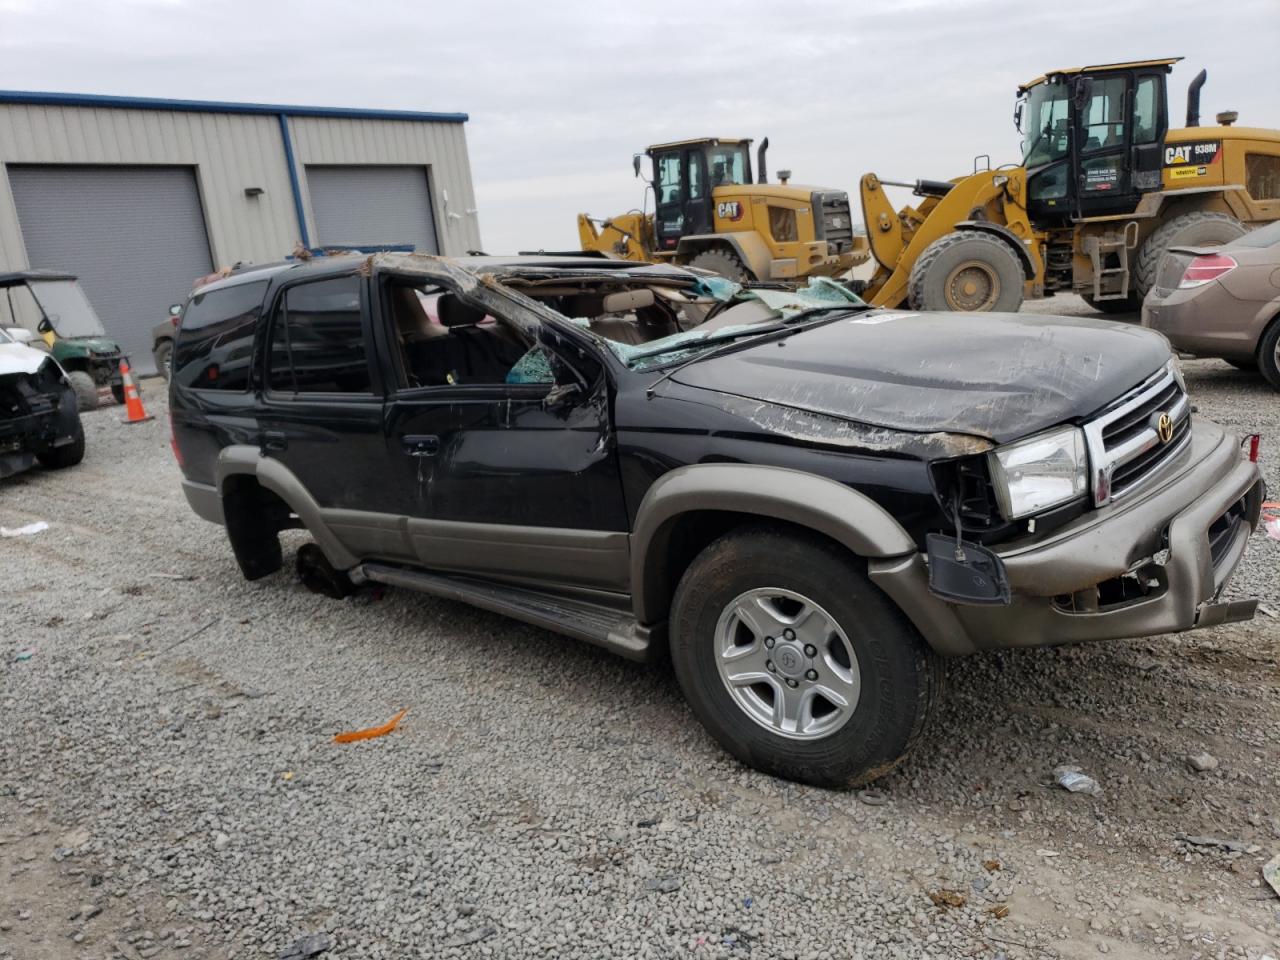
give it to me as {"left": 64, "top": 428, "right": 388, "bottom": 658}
{"left": 988, "top": 425, "right": 1087, "bottom": 520}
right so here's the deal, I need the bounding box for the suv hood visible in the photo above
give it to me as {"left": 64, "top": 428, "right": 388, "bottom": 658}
{"left": 0, "top": 341, "right": 58, "bottom": 377}
{"left": 671, "top": 310, "right": 1171, "bottom": 443}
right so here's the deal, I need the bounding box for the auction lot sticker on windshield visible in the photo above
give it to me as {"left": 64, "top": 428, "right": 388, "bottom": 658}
{"left": 851, "top": 313, "right": 916, "bottom": 325}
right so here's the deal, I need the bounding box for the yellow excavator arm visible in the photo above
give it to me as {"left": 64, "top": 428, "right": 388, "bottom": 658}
{"left": 859, "top": 170, "right": 1043, "bottom": 308}
{"left": 577, "top": 212, "right": 653, "bottom": 262}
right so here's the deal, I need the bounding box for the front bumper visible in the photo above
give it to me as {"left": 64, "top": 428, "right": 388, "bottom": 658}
{"left": 871, "top": 420, "right": 1264, "bottom": 654}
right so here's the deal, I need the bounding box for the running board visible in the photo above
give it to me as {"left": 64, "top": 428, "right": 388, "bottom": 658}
{"left": 353, "top": 562, "right": 654, "bottom": 662}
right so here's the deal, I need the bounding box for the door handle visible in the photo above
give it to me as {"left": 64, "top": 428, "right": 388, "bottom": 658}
{"left": 261, "top": 431, "right": 288, "bottom": 453}
{"left": 402, "top": 434, "right": 440, "bottom": 457}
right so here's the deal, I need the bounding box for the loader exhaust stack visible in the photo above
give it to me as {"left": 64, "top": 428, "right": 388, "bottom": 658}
{"left": 1186, "top": 69, "right": 1207, "bottom": 128}
{"left": 757, "top": 138, "right": 769, "bottom": 184}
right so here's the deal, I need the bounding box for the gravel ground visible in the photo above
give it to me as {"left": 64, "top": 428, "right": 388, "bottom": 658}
{"left": 2, "top": 312, "right": 1279, "bottom": 960}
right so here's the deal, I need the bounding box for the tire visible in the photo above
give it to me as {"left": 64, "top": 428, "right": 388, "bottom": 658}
{"left": 1082, "top": 292, "right": 1140, "bottom": 314}
{"left": 1259, "top": 317, "right": 1280, "bottom": 392}
{"left": 688, "top": 247, "right": 750, "bottom": 283}
{"left": 154, "top": 339, "right": 174, "bottom": 382}
{"left": 669, "top": 523, "right": 942, "bottom": 789}
{"left": 1134, "top": 211, "right": 1247, "bottom": 298}
{"left": 907, "top": 231, "right": 1024, "bottom": 313}
{"left": 37, "top": 416, "right": 85, "bottom": 470}
{"left": 110, "top": 382, "right": 126, "bottom": 405}
{"left": 296, "top": 543, "right": 354, "bottom": 599}
{"left": 66, "top": 370, "right": 99, "bottom": 411}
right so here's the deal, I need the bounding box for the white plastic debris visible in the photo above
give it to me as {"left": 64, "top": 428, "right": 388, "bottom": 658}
{"left": 1054, "top": 765, "right": 1102, "bottom": 796}
{"left": 1, "top": 521, "right": 48, "bottom": 537}
{"left": 1264, "top": 853, "right": 1280, "bottom": 899}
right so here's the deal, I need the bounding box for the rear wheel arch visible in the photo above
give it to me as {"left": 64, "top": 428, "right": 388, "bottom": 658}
{"left": 631, "top": 464, "right": 916, "bottom": 626}
{"left": 215, "top": 447, "right": 357, "bottom": 578}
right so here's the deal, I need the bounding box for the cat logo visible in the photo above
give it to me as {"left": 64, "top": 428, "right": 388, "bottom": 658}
{"left": 716, "top": 201, "right": 743, "bottom": 221}
{"left": 1164, "top": 141, "right": 1221, "bottom": 167}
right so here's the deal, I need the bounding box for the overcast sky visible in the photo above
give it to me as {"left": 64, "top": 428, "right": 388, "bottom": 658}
{"left": 3, "top": 0, "right": 1277, "bottom": 257}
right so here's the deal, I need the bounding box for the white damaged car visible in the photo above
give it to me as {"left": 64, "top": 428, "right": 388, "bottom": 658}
{"left": 0, "top": 325, "right": 84, "bottom": 479}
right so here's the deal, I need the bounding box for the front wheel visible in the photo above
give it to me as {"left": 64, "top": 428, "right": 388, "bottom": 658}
{"left": 907, "top": 231, "right": 1024, "bottom": 313}
{"left": 688, "top": 247, "right": 750, "bottom": 283}
{"left": 669, "top": 523, "right": 941, "bottom": 788}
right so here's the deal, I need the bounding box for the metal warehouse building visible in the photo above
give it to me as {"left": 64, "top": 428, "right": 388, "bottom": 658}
{"left": 0, "top": 91, "right": 480, "bottom": 373}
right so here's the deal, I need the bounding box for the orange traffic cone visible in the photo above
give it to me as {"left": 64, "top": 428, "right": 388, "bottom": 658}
{"left": 119, "top": 361, "right": 154, "bottom": 425}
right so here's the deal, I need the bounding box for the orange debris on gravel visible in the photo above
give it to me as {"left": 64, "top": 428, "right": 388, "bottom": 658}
{"left": 333, "top": 708, "right": 409, "bottom": 744}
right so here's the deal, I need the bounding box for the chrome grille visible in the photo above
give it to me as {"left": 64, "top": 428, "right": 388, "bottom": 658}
{"left": 812, "top": 191, "right": 855, "bottom": 254}
{"left": 1083, "top": 362, "right": 1191, "bottom": 506}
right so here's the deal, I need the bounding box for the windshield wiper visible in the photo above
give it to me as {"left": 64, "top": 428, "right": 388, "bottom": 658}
{"left": 629, "top": 323, "right": 786, "bottom": 364}
{"left": 643, "top": 310, "right": 850, "bottom": 400}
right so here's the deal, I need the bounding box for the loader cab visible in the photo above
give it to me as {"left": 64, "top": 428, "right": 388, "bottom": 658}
{"left": 648, "top": 138, "right": 754, "bottom": 251}
{"left": 1018, "top": 59, "right": 1175, "bottom": 223}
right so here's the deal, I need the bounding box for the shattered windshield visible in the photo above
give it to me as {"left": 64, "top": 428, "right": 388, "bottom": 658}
{"left": 606, "top": 276, "right": 865, "bottom": 371}
{"left": 27, "top": 280, "right": 107, "bottom": 338}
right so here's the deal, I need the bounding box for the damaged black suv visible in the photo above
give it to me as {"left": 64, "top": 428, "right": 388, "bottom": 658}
{"left": 171, "top": 253, "right": 1264, "bottom": 787}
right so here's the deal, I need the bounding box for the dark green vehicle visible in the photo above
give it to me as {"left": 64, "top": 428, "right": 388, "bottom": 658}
{"left": 0, "top": 271, "right": 125, "bottom": 410}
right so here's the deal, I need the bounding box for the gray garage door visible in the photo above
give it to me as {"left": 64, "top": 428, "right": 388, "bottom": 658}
{"left": 306, "top": 165, "right": 439, "bottom": 254}
{"left": 9, "top": 165, "right": 214, "bottom": 375}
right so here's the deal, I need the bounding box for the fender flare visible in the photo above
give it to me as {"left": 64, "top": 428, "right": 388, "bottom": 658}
{"left": 630, "top": 463, "right": 917, "bottom": 624}
{"left": 676, "top": 231, "right": 772, "bottom": 281}
{"left": 215, "top": 445, "right": 357, "bottom": 569}
{"left": 953, "top": 220, "right": 1036, "bottom": 279}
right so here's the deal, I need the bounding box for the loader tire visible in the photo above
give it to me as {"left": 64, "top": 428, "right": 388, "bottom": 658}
{"left": 1135, "top": 211, "right": 1246, "bottom": 298}
{"left": 689, "top": 247, "right": 751, "bottom": 283}
{"left": 907, "top": 232, "right": 1024, "bottom": 313}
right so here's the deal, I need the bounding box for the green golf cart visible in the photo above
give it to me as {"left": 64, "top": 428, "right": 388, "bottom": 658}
{"left": 0, "top": 271, "right": 125, "bottom": 410}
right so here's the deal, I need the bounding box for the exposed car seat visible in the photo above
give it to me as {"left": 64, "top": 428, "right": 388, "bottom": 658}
{"left": 407, "top": 294, "right": 526, "bottom": 385}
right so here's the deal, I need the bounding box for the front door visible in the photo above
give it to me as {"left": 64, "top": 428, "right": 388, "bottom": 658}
{"left": 653, "top": 149, "right": 685, "bottom": 253}
{"left": 376, "top": 278, "right": 631, "bottom": 593}
{"left": 1073, "top": 70, "right": 1169, "bottom": 217}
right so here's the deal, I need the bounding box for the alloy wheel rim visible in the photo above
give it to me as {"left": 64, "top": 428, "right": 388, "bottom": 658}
{"left": 945, "top": 260, "right": 999, "bottom": 310}
{"left": 713, "top": 587, "right": 860, "bottom": 741}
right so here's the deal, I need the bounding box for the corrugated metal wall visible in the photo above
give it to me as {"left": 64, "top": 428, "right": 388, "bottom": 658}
{"left": 0, "top": 103, "right": 481, "bottom": 276}
{"left": 0, "top": 104, "right": 298, "bottom": 269}
{"left": 288, "top": 116, "right": 481, "bottom": 254}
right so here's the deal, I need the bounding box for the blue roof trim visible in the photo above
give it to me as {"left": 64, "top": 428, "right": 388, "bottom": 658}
{"left": 0, "top": 90, "right": 468, "bottom": 123}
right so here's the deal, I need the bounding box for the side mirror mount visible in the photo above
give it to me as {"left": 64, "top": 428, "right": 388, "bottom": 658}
{"left": 1013, "top": 100, "right": 1024, "bottom": 133}
{"left": 1072, "top": 77, "right": 1092, "bottom": 110}
{"left": 169, "top": 304, "right": 182, "bottom": 317}
{"left": 542, "top": 380, "right": 581, "bottom": 411}
{"left": 632, "top": 154, "right": 643, "bottom": 179}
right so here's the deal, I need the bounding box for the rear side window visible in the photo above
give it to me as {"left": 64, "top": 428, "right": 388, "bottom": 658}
{"left": 267, "top": 276, "right": 372, "bottom": 395}
{"left": 173, "top": 280, "right": 269, "bottom": 391}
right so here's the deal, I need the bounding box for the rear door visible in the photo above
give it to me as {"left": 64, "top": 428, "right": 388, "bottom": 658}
{"left": 255, "top": 272, "right": 388, "bottom": 514}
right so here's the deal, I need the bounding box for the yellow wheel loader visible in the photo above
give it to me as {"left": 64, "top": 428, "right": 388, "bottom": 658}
{"left": 578, "top": 137, "right": 868, "bottom": 282}
{"left": 859, "top": 59, "right": 1280, "bottom": 312}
